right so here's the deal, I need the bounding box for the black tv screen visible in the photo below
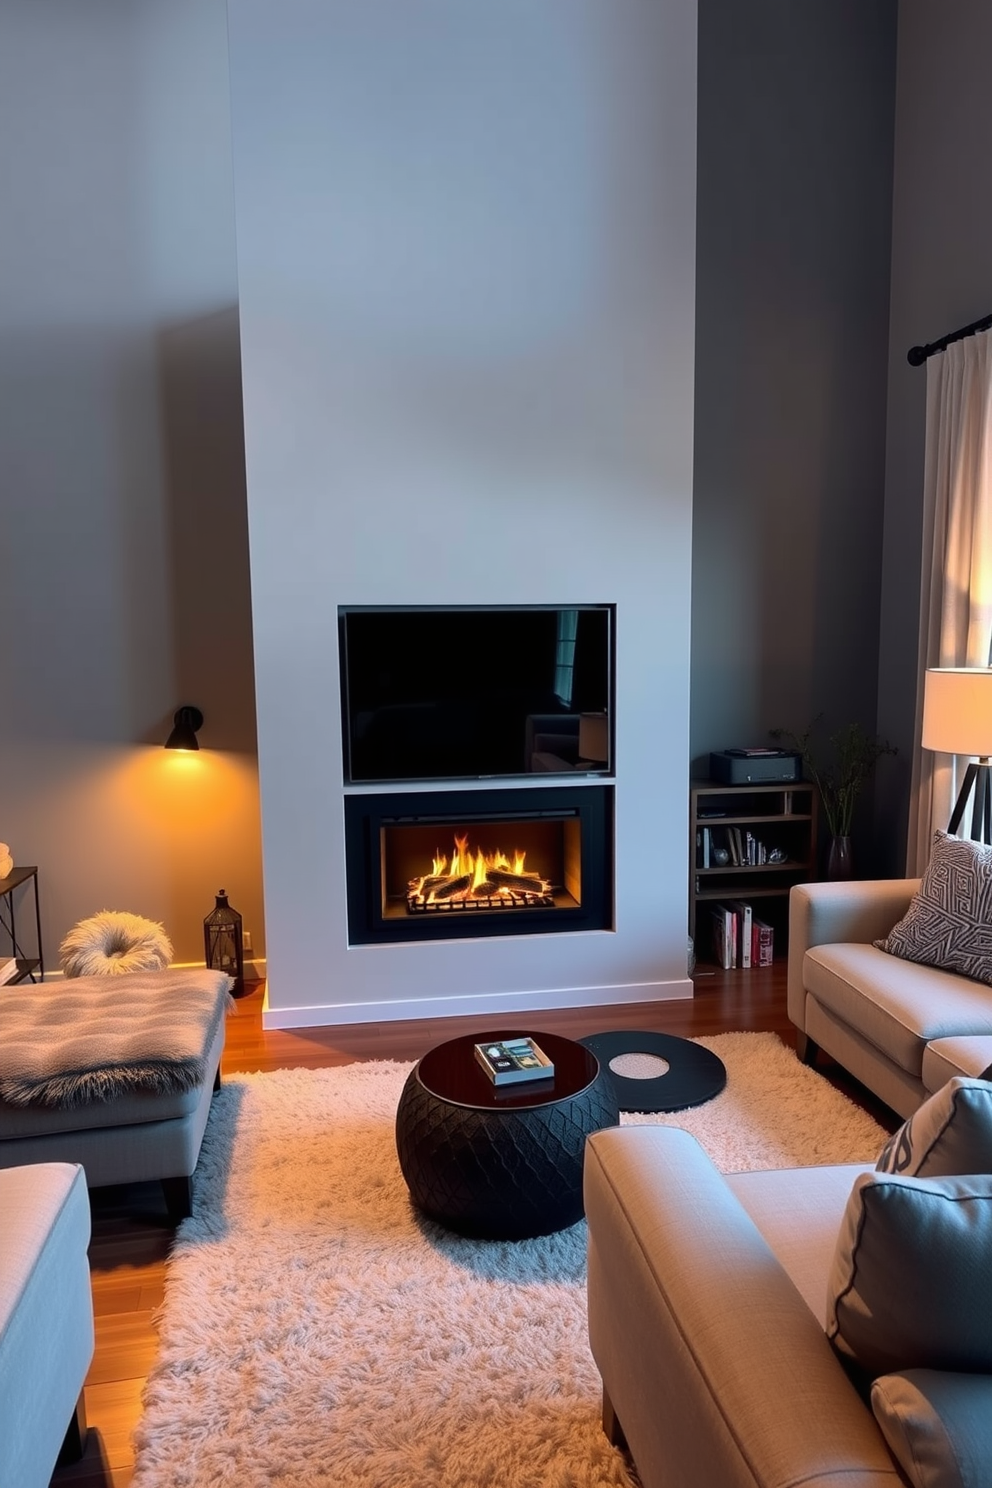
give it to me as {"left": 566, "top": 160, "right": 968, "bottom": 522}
{"left": 340, "top": 605, "right": 613, "bottom": 784}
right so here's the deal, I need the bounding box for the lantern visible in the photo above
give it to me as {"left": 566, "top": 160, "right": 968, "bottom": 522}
{"left": 204, "top": 890, "right": 245, "bottom": 997}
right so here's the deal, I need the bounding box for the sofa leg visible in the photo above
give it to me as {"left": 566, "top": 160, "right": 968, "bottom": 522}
{"left": 56, "top": 1389, "right": 88, "bottom": 1465}
{"left": 162, "top": 1175, "right": 193, "bottom": 1223}
{"left": 602, "top": 1387, "right": 628, "bottom": 1450}
{"left": 796, "top": 1032, "right": 820, "bottom": 1067}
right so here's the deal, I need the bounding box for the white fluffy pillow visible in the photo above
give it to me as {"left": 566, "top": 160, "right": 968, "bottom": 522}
{"left": 60, "top": 911, "right": 173, "bottom": 978}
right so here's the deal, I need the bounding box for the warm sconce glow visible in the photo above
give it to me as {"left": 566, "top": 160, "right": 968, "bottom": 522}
{"left": 165, "top": 706, "right": 204, "bottom": 751}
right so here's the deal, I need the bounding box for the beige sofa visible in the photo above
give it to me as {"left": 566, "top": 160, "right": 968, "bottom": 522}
{"left": 585, "top": 1126, "right": 901, "bottom": 1488}
{"left": 788, "top": 879, "right": 992, "bottom": 1119}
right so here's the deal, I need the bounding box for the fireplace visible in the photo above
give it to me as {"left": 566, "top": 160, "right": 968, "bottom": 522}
{"left": 344, "top": 786, "right": 613, "bottom": 944}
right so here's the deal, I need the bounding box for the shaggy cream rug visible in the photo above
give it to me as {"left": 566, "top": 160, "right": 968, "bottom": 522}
{"left": 131, "top": 1032, "right": 888, "bottom": 1488}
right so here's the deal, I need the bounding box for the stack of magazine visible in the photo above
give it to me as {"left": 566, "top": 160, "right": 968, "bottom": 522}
{"left": 474, "top": 1037, "right": 555, "bottom": 1086}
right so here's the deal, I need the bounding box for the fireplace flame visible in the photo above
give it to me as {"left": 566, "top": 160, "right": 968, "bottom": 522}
{"left": 408, "top": 833, "right": 551, "bottom": 907}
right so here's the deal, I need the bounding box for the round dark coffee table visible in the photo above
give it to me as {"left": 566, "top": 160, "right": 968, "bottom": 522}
{"left": 395, "top": 1029, "right": 619, "bottom": 1239}
{"left": 580, "top": 1030, "right": 727, "bottom": 1113}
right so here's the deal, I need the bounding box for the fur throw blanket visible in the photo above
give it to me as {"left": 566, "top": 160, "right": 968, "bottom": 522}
{"left": 0, "top": 969, "right": 234, "bottom": 1108}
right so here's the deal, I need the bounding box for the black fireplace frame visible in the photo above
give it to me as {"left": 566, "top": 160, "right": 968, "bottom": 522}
{"left": 344, "top": 785, "right": 614, "bottom": 945}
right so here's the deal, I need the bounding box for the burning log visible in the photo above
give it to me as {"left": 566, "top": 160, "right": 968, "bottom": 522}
{"left": 431, "top": 874, "right": 473, "bottom": 900}
{"left": 412, "top": 875, "right": 448, "bottom": 898}
{"left": 487, "top": 869, "right": 548, "bottom": 896}
{"left": 471, "top": 880, "right": 497, "bottom": 898}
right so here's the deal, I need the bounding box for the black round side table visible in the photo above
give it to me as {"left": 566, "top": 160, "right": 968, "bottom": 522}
{"left": 395, "top": 1029, "right": 620, "bottom": 1239}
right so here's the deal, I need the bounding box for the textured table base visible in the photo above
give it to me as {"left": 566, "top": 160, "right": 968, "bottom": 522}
{"left": 395, "top": 1068, "right": 619, "bottom": 1239}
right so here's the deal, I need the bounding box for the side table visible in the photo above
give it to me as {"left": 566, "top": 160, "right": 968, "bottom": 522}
{"left": 0, "top": 867, "right": 43, "bottom": 985}
{"left": 395, "top": 1029, "right": 619, "bottom": 1239}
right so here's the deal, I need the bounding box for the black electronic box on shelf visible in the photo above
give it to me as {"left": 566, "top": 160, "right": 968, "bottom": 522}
{"left": 709, "top": 749, "right": 802, "bottom": 786}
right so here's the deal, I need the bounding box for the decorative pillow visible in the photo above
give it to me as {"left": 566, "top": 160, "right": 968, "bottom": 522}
{"left": 874, "top": 831, "right": 992, "bottom": 985}
{"left": 826, "top": 1171, "right": 992, "bottom": 1375}
{"left": 59, "top": 911, "right": 173, "bottom": 978}
{"left": 871, "top": 1370, "right": 992, "bottom": 1488}
{"left": 876, "top": 1077, "right": 992, "bottom": 1176}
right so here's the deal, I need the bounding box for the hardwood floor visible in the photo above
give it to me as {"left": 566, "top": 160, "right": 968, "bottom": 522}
{"left": 50, "top": 965, "right": 898, "bottom": 1487}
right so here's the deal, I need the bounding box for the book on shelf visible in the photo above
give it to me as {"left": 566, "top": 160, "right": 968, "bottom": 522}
{"left": 0, "top": 956, "right": 20, "bottom": 986}
{"left": 709, "top": 905, "right": 731, "bottom": 970}
{"left": 751, "top": 919, "right": 774, "bottom": 967}
{"left": 474, "top": 1037, "right": 555, "bottom": 1086}
{"left": 712, "top": 903, "right": 741, "bottom": 969}
{"left": 727, "top": 900, "right": 753, "bottom": 969}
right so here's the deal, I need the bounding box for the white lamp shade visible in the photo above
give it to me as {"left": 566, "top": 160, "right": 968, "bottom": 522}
{"left": 922, "top": 668, "right": 992, "bottom": 757}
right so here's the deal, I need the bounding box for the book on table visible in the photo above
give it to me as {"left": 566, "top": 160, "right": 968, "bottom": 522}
{"left": 474, "top": 1037, "right": 555, "bottom": 1085}
{"left": 0, "top": 957, "right": 19, "bottom": 986}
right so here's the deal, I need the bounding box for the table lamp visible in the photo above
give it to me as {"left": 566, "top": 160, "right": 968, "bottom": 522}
{"left": 922, "top": 667, "right": 992, "bottom": 843}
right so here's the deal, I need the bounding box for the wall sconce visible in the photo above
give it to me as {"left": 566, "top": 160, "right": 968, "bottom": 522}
{"left": 922, "top": 668, "right": 992, "bottom": 842}
{"left": 165, "top": 706, "right": 204, "bottom": 751}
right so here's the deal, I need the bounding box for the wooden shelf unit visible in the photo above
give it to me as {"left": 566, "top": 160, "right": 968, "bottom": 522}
{"left": 0, "top": 865, "right": 43, "bottom": 984}
{"left": 689, "top": 781, "right": 817, "bottom": 965}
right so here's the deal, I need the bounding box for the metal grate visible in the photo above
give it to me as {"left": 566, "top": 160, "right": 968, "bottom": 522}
{"left": 407, "top": 890, "right": 555, "bottom": 914}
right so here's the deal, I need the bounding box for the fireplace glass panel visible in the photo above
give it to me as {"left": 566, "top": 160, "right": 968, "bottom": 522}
{"left": 380, "top": 814, "right": 582, "bottom": 922}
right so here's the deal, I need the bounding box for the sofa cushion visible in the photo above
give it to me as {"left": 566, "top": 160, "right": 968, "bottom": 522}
{"left": 827, "top": 1171, "right": 992, "bottom": 1375}
{"left": 804, "top": 942, "right": 992, "bottom": 1077}
{"left": 923, "top": 1036, "right": 992, "bottom": 1093}
{"left": 871, "top": 1369, "right": 992, "bottom": 1488}
{"left": 875, "top": 831, "right": 992, "bottom": 986}
{"left": 876, "top": 1077, "right": 992, "bottom": 1177}
{"left": 727, "top": 1162, "right": 872, "bottom": 1327}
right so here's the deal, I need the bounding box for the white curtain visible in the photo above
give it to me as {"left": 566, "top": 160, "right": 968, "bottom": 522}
{"left": 908, "top": 327, "right": 992, "bottom": 873}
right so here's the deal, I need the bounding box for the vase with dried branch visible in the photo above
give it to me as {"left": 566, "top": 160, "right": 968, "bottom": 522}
{"left": 770, "top": 718, "right": 897, "bottom": 879}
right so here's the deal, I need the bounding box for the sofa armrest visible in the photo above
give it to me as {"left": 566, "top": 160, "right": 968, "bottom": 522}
{"left": 787, "top": 879, "right": 920, "bottom": 1032}
{"left": 585, "top": 1127, "right": 901, "bottom": 1488}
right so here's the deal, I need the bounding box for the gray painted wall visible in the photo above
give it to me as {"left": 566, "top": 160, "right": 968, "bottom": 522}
{"left": 0, "top": 0, "right": 265, "bottom": 968}
{"left": 874, "top": 0, "right": 992, "bottom": 872}
{"left": 691, "top": 0, "right": 898, "bottom": 874}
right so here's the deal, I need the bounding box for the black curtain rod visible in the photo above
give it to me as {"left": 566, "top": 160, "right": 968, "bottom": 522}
{"left": 907, "top": 309, "right": 992, "bottom": 366}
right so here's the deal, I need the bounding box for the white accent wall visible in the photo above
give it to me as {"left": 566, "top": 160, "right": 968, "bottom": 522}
{"left": 226, "top": 0, "right": 698, "bottom": 1027}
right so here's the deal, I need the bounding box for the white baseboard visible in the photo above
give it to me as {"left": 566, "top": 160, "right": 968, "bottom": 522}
{"left": 261, "top": 976, "right": 693, "bottom": 1031}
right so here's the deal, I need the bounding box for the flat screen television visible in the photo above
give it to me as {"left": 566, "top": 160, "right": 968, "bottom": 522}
{"left": 339, "top": 604, "right": 614, "bottom": 784}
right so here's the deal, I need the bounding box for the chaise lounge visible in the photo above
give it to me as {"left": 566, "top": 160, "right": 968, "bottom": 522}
{"left": 0, "top": 968, "right": 232, "bottom": 1219}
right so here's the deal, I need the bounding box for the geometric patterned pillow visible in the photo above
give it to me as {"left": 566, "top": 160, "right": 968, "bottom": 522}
{"left": 874, "top": 831, "right": 992, "bottom": 986}
{"left": 876, "top": 1077, "right": 992, "bottom": 1176}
